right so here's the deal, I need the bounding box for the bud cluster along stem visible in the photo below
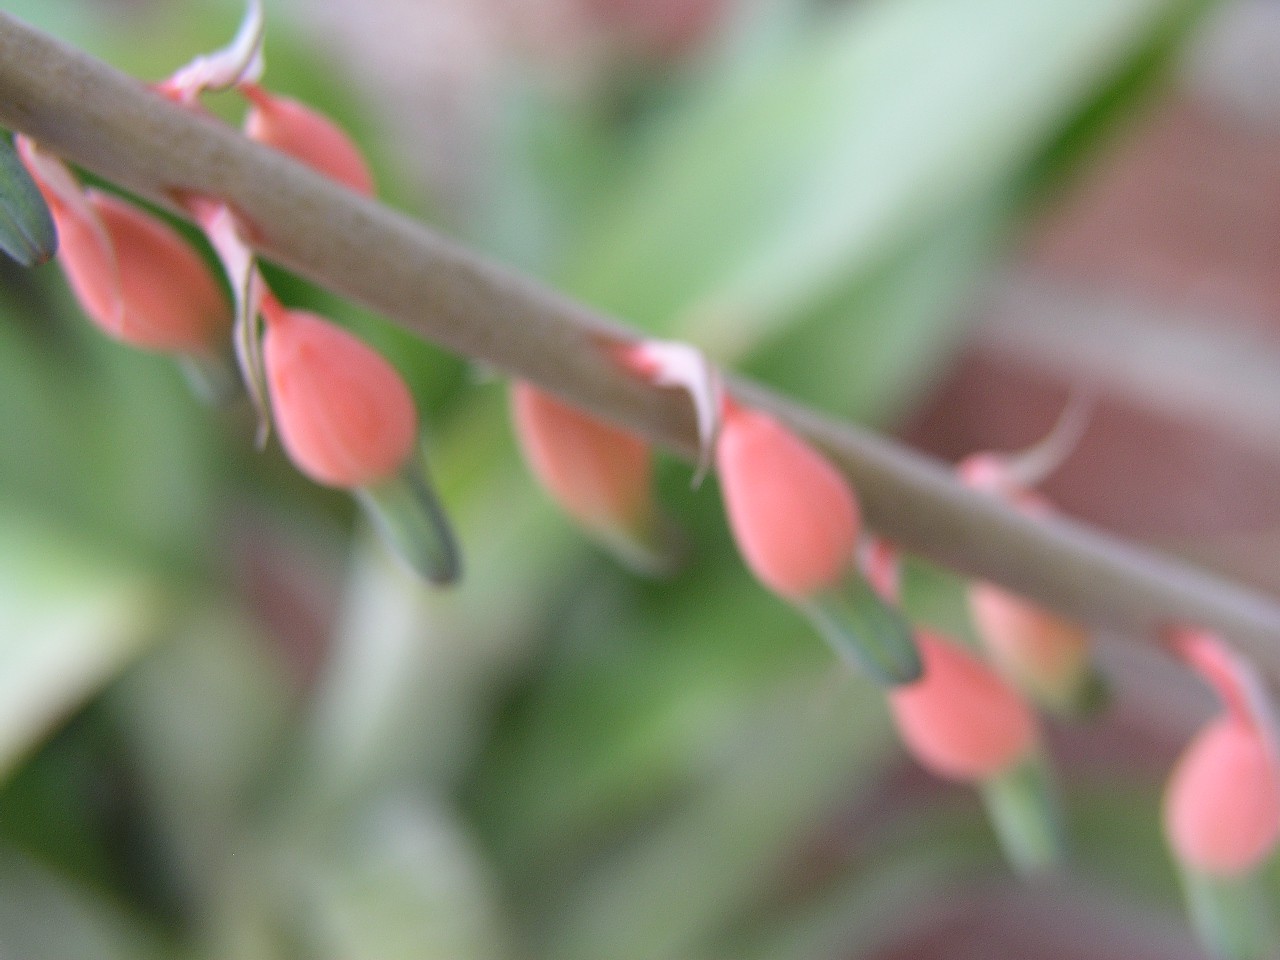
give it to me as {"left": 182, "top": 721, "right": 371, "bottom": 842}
{"left": 1, "top": 12, "right": 1278, "bottom": 657}
{"left": 5, "top": 4, "right": 1280, "bottom": 947}
{"left": 17, "top": 1, "right": 458, "bottom": 583}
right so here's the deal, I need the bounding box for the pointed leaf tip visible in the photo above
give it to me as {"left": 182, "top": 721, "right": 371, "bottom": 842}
{"left": 801, "top": 573, "right": 921, "bottom": 686}
{"left": 980, "top": 752, "right": 1066, "bottom": 875}
{"left": 357, "top": 460, "right": 462, "bottom": 586}
{"left": 1179, "top": 867, "right": 1278, "bottom": 960}
{"left": 0, "top": 135, "right": 56, "bottom": 267}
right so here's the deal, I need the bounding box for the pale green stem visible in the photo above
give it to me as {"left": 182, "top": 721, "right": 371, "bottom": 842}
{"left": 0, "top": 12, "right": 1277, "bottom": 672}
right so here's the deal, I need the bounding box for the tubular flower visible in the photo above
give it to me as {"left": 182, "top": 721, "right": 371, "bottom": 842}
{"left": 510, "top": 381, "right": 677, "bottom": 573}
{"left": 959, "top": 450, "right": 1104, "bottom": 716}
{"left": 1163, "top": 630, "right": 1280, "bottom": 878}
{"left": 262, "top": 299, "right": 416, "bottom": 489}
{"left": 716, "top": 402, "right": 918, "bottom": 685}
{"left": 968, "top": 582, "right": 1095, "bottom": 714}
{"left": 241, "top": 83, "right": 375, "bottom": 196}
{"left": 1165, "top": 715, "right": 1280, "bottom": 877}
{"left": 716, "top": 403, "right": 857, "bottom": 600}
{"left": 862, "top": 538, "right": 1061, "bottom": 873}
{"left": 19, "top": 138, "right": 229, "bottom": 353}
{"left": 889, "top": 629, "right": 1040, "bottom": 783}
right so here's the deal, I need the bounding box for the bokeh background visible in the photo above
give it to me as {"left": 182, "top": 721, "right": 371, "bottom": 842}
{"left": 1, "top": 0, "right": 1279, "bottom": 957}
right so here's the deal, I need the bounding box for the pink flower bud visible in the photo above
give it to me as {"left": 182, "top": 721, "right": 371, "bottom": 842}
{"left": 715, "top": 404, "right": 859, "bottom": 600}
{"left": 968, "top": 583, "right": 1094, "bottom": 714}
{"left": 39, "top": 182, "right": 229, "bottom": 353}
{"left": 511, "top": 381, "right": 672, "bottom": 570}
{"left": 1163, "top": 629, "right": 1280, "bottom": 878}
{"left": 242, "top": 84, "right": 375, "bottom": 196}
{"left": 262, "top": 302, "right": 416, "bottom": 488}
{"left": 1164, "top": 715, "right": 1280, "bottom": 877}
{"left": 959, "top": 451, "right": 1100, "bottom": 715}
{"left": 889, "top": 630, "right": 1040, "bottom": 782}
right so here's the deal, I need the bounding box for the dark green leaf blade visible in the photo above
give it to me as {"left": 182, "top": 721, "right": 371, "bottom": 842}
{"left": 0, "top": 133, "right": 56, "bottom": 267}
{"left": 802, "top": 573, "right": 922, "bottom": 686}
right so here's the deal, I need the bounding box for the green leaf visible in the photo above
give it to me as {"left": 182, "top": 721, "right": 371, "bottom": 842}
{"left": 106, "top": 602, "right": 293, "bottom": 902}
{"left": 561, "top": 0, "right": 1187, "bottom": 358}
{"left": 0, "top": 847, "right": 168, "bottom": 960}
{"left": 247, "top": 802, "right": 510, "bottom": 960}
{"left": 0, "top": 133, "right": 56, "bottom": 267}
{"left": 979, "top": 751, "right": 1066, "bottom": 875}
{"left": 358, "top": 452, "right": 462, "bottom": 586}
{"left": 0, "top": 514, "right": 161, "bottom": 782}
{"left": 802, "top": 573, "right": 921, "bottom": 686}
{"left": 1180, "top": 866, "right": 1278, "bottom": 960}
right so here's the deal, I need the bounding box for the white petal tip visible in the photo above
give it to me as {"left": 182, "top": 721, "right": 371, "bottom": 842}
{"left": 616, "top": 338, "right": 723, "bottom": 484}
{"left": 162, "top": 0, "right": 265, "bottom": 99}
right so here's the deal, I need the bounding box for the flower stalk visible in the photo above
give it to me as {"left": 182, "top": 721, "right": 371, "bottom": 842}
{"left": 0, "top": 12, "right": 1278, "bottom": 663}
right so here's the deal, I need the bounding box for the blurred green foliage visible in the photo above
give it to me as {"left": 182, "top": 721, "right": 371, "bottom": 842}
{"left": 1, "top": 0, "right": 1272, "bottom": 958}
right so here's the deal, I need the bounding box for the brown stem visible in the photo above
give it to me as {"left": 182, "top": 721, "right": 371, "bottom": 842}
{"left": 0, "top": 12, "right": 1277, "bottom": 671}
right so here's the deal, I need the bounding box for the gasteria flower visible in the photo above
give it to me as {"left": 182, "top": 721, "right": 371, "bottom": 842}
{"left": 863, "top": 539, "right": 1061, "bottom": 872}
{"left": 716, "top": 401, "right": 918, "bottom": 684}
{"left": 716, "top": 403, "right": 857, "bottom": 600}
{"left": 261, "top": 298, "right": 416, "bottom": 489}
{"left": 510, "top": 381, "right": 678, "bottom": 573}
{"left": 18, "top": 138, "right": 229, "bottom": 354}
{"left": 959, "top": 432, "right": 1105, "bottom": 717}
{"left": 1161, "top": 628, "right": 1280, "bottom": 957}
{"left": 967, "top": 581, "right": 1097, "bottom": 715}
{"left": 153, "top": 2, "right": 461, "bottom": 585}
{"left": 889, "top": 629, "right": 1040, "bottom": 782}
{"left": 1163, "top": 630, "right": 1280, "bottom": 878}
{"left": 1165, "top": 715, "right": 1280, "bottom": 877}
{"left": 241, "top": 83, "right": 375, "bottom": 197}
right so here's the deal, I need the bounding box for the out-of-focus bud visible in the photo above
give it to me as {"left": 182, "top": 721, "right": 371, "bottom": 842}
{"left": 716, "top": 403, "right": 857, "bottom": 600}
{"left": 717, "top": 402, "right": 918, "bottom": 684}
{"left": 1161, "top": 628, "right": 1280, "bottom": 958}
{"left": 1165, "top": 714, "right": 1280, "bottom": 877}
{"left": 890, "top": 628, "right": 1061, "bottom": 873}
{"left": 19, "top": 139, "right": 230, "bottom": 353}
{"left": 510, "top": 381, "right": 678, "bottom": 574}
{"left": 80, "top": 192, "right": 230, "bottom": 352}
{"left": 1164, "top": 629, "right": 1279, "bottom": 878}
{"left": 959, "top": 439, "right": 1106, "bottom": 717}
{"left": 968, "top": 582, "right": 1100, "bottom": 716}
{"left": 242, "top": 84, "right": 375, "bottom": 196}
{"left": 889, "top": 630, "right": 1040, "bottom": 782}
{"left": 262, "top": 303, "right": 416, "bottom": 488}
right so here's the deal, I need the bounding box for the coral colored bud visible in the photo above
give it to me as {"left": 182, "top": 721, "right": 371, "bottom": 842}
{"left": 959, "top": 450, "right": 1101, "bottom": 716}
{"left": 1164, "top": 715, "right": 1280, "bottom": 877}
{"left": 889, "top": 630, "right": 1039, "bottom": 782}
{"left": 45, "top": 187, "right": 229, "bottom": 353}
{"left": 511, "top": 381, "right": 677, "bottom": 571}
{"left": 969, "top": 583, "right": 1095, "bottom": 714}
{"left": 263, "top": 306, "right": 416, "bottom": 488}
{"left": 716, "top": 405, "right": 859, "bottom": 600}
{"left": 242, "top": 85, "right": 375, "bottom": 196}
